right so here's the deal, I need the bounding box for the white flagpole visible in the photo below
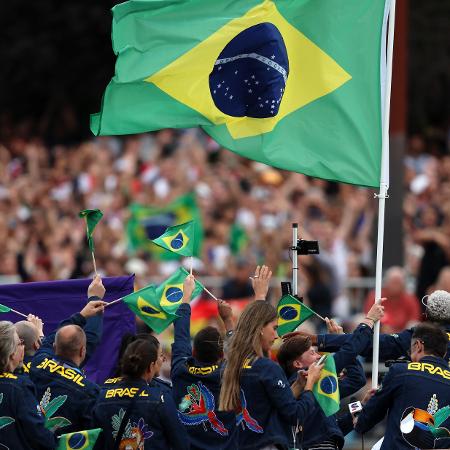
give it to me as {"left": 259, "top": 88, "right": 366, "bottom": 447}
{"left": 372, "top": 0, "right": 396, "bottom": 389}
{"left": 292, "top": 223, "right": 298, "bottom": 296}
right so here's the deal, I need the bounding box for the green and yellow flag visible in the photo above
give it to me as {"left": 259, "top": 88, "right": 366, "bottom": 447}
{"left": 126, "top": 194, "right": 203, "bottom": 260}
{"left": 122, "top": 285, "right": 178, "bottom": 334}
{"left": 276, "top": 294, "right": 314, "bottom": 337}
{"left": 0, "top": 304, "right": 11, "bottom": 313}
{"left": 56, "top": 428, "right": 102, "bottom": 450}
{"left": 79, "top": 209, "right": 103, "bottom": 252}
{"left": 157, "top": 267, "right": 204, "bottom": 314}
{"left": 152, "top": 221, "right": 195, "bottom": 257}
{"left": 312, "top": 355, "right": 340, "bottom": 417}
{"left": 92, "top": 0, "right": 389, "bottom": 187}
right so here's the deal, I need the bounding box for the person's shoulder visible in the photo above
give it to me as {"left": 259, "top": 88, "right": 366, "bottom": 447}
{"left": 0, "top": 372, "right": 20, "bottom": 387}
{"left": 252, "top": 357, "right": 281, "bottom": 372}
{"left": 151, "top": 377, "right": 172, "bottom": 393}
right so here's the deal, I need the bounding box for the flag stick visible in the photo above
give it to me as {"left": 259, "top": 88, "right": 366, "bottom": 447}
{"left": 7, "top": 308, "right": 28, "bottom": 319}
{"left": 292, "top": 223, "right": 298, "bottom": 296}
{"left": 104, "top": 297, "right": 123, "bottom": 308}
{"left": 91, "top": 251, "right": 98, "bottom": 276}
{"left": 312, "top": 310, "right": 326, "bottom": 322}
{"left": 190, "top": 256, "right": 193, "bottom": 275}
{"left": 371, "top": 0, "right": 396, "bottom": 389}
{"left": 202, "top": 286, "right": 219, "bottom": 301}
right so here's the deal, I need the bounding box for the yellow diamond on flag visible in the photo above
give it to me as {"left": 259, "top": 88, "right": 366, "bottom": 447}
{"left": 137, "top": 296, "right": 168, "bottom": 320}
{"left": 146, "top": 0, "right": 351, "bottom": 139}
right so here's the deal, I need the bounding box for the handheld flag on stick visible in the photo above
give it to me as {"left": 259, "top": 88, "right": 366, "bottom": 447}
{"left": 157, "top": 267, "right": 204, "bottom": 315}
{"left": 152, "top": 221, "right": 195, "bottom": 257}
{"left": 79, "top": 209, "right": 103, "bottom": 274}
{"left": 276, "top": 294, "right": 315, "bottom": 336}
{"left": 312, "top": 355, "right": 340, "bottom": 417}
{"left": 122, "top": 285, "right": 178, "bottom": 334}
{"left": 56, "top": 428, "right": 102, "bottom": 450}
{"left": 0, "top": 303, "right": 27, "bottom": 318}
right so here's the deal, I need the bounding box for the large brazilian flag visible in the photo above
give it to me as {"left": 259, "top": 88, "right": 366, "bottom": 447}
{"left": 92, "top": 0, "right": 389, "bottom": 187}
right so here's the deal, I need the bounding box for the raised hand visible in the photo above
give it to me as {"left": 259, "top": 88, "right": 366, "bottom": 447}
{"left": 80, "top": 300, "right": 107, "bottom": 318}
{"left": 87, "top": 275, "right": 106, "bottom": 299}
{"left": 325, "top": 317, "right": 343, "bottom": 334}
{"left": 182, "top": 274, "right": 196, "bottom": 303}
{"left": 250, "top": 265, "right": 273, "bottom": 300}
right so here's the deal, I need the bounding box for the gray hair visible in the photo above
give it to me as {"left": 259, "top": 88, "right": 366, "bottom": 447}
{"left": 0, "top": 321, "right": 16, "bottom": 372}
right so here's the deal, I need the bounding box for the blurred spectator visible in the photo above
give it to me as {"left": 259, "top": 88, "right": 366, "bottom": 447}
{"left": 363, "top": 267, "right": 421, "bottom": 333}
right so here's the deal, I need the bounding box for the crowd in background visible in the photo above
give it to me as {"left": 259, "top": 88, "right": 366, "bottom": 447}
{"left": 0, "top": 129, "right": 449, "bottom": 336}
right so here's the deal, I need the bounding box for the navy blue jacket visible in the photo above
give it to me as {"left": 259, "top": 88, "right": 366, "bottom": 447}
{"left": 355, "top": 356, "right": 450, "bottom": 449}
{"left": 171, "top": 303, "right": 236, "bottom": 450}
{"left": 287, "top": 323, "right": 371, "bottom": 449}
{"left": 0, "top": 371, "right": 57, "bottom": 450}
{"left": 238, "top": 356, "right": 317, "bottom": 450}
{"left": 318, "top": 323, "right": 450, "bottom": 364}
{"left": 92, "top": 377, "right": 189, "bottom": 450}
{"left": 29, "top": 312, "right": 100, "bottom": 435}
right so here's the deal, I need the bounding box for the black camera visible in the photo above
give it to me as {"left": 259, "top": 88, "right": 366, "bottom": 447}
{"left": 293, "top": 239, "right": 320, "bottom": 255}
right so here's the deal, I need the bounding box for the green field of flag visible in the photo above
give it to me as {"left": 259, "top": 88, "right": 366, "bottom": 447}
{"left": 152, "top": 221, "right": 195, "bottom": 257}
{"left": 312, "top": 355, "right": 340, "bottom": 417}
{"left": 92, "top": 0, "right": 388, "bottom": 187}
{"left": 157, "top": 267, "right": 204, "bottom": 314}
{"left": 79, "top": 209, "right": 103, "bottom": 251}
{"left": 276, "top": 294, "right": 315, "bottom": 336}
{"left": 126, "top": 193, "right": 203, "bottom": 260}
{"left": 57, "top": 428, "right": 102, "bottom": 450}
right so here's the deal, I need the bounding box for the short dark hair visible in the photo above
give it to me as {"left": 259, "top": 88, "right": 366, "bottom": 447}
{"left": 116, "top": 333, "right": 160, "bottom": 377}
{"left": 121, "top": 339, "right": 158, "bottom": 378}
{"left": 277, "top": 335, "right": 312, "bottom": 377}
{"left": 412, "top": 323, "right": 448, "bottom": 358}
{"left": 193, "top": 327, "right": 223, "bottom": 364}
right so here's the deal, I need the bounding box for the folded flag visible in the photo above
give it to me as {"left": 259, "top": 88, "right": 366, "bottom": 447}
{"left": 0, "top": 304, "right": 11, "bottom": 313}
{"left": 122, "top": 284, "right": 178, "bottom": 334}
{"left": 276, "top": 294, "right": 315, "bottom": 336}
{"left": 157, "top": 267, "right": 204, "bottom": 315}
{"left": 91, "top": 0, "right": 389, "bottom": 187}
{"left": 126, "top": 193, "right": 203, "bottom": 260}
{"left": 56, "top": 428, "right": 102, "bottom": 450}
{"left": 79, "top": 209, "right": 103, "bottom": 251}
{"left": 152, "top": 220, "right": 195, "bottom": 257}
{"left": 312, "top": 355, "right": 340, "bottom": 417}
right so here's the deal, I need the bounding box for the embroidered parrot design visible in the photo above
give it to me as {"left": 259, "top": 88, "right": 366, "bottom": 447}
{"left": 236, "top": 389, "right": 263, "bottom": 433}
{"left": 178, "top": 382, "right": 228, "bottom": 436}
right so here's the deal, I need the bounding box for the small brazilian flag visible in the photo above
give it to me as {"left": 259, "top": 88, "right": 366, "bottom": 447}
{"left": 79, "top": 209, "right": 103, "bottom": 252}
{"left": 152, "top": 221, "right": 195, "bottom": 257}
{"left": 91, "top": 0, "right": 390, "bottom": 188}
{"left": 126, "top": 193, "right": 203, "bottom": 260}
{"left": 312, "top": 355, "right": 340, "bottom": 417}
{"left": 123, "top": 284, "right": 178, "bottom": 334}
{"left": 277, "top": 294, "right": 314, "bottom": 337}
{"left": 57, "top": 428, "right": 102, "bottom": 450}
{"left": 157, "top": 267, "right": 204, "bottom": 314}
{"left": 0, "top": 304, "right": 11, "bottom": 313}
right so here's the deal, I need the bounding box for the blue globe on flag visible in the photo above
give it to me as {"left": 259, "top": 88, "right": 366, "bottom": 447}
{"left": 209, "top": 22, "right": 289, "bottom": 118}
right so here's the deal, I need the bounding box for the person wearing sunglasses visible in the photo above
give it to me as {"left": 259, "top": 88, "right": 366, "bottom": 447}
{"left": 0, "top": 321, "right": 57, "bottom": 449}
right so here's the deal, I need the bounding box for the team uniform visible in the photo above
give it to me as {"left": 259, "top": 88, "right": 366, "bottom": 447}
{"left": 356, "top": 356, "right": 450, "bottom": 449}
{"left": 0, "top": 371, "right": 57, "bottom": 450}
{"left": 29, "top": 312, "right": 100, "bottom": 435}
{"left": 92, "top": 377, "right": 190, "bottom": 449}
{"left": 317, "top": 323, "right": 450, "bottom": 363}
{"left": 238, "top": 356, "right": 317, "bottom": 450}
{"left": 287, "top": 322, "right": 371, "bottom": 450}
{"left": 171, "top": 303, "right": 236, "bottom": 450}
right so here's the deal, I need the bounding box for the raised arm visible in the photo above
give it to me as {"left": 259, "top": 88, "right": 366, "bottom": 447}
{"left": 171, "top": 275, "right": 195, "bottom": 374}
{"left": 83, "top": 275, "right": 106, "bottom": 365}
{"left": 250, "top": 265, "right": 272, "bottom": 301}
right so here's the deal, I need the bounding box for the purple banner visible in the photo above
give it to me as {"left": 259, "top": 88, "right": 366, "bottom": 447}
{"left": 0, "top": 275, "right": 135, "bottom": 383}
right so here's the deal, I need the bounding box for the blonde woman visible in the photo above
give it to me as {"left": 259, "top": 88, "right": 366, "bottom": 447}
{"left": 219, "top": 300, "right": 323, "bottom": 450}
{"left": 0, "top": 321, "right": 57, "bottom": 449}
